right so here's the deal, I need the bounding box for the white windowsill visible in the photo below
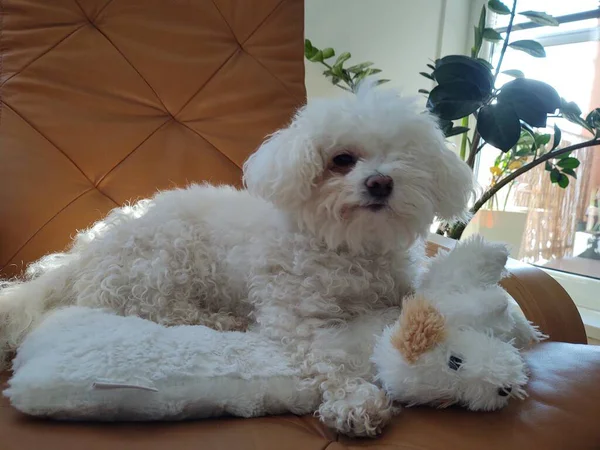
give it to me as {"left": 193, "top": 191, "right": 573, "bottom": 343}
{"left": 577, "top": 307, "right": 600, "bottom": 341}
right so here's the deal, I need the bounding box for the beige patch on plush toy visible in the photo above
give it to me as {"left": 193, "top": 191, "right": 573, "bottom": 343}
{"left": 391, "top": 295, "right": 446, "bottom": 363}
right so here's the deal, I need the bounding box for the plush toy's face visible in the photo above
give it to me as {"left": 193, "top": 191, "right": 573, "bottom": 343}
{"left": 373, "top": 295, "right": 529, "bottom": 411}
{"left": 243, "top": 83, "right": 474, "bottom": 253}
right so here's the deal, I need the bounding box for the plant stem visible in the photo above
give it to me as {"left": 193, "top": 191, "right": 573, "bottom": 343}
{"left": 502, "top": 181, "right": 514, "bottom": 211}
{"left": 463, "top": 1, "right": 517, "bottom": 171}
{"left": 473, "top": 139, "right": 600, "bottom": 216}
{"left": 459, "top": 116, "right": 470, "bottom": 161}
{"left": 466, "top": 131, "right": 481, "bottom": 168}
{"left": 319, "top": 61, "right": 355, "bottom": 92}
{"left": 493, "top": 0, "right": 518, "bottom": 83}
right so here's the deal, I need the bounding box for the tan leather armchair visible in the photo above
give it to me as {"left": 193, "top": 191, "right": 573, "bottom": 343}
{"left": 1, "top": 1, "right": 600, "bottom": 448}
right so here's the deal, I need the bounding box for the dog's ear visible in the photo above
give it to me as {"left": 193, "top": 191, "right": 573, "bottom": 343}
{"left": 429, "top": 130, "right": 475, "bottom": 223}
{"left": 243, "top": 118, "right": 323, "bottom": 210}
{"left": 391, "top": 295, "right": 447, "bottom": 363}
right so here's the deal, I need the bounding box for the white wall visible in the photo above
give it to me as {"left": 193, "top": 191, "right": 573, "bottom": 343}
{"left": 305, "top": 0, "right": 474, "bottom": 101}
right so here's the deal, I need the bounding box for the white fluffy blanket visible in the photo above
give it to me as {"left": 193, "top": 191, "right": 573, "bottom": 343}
{"left": 4, "top": 307, "right": 319, "bottom": 420}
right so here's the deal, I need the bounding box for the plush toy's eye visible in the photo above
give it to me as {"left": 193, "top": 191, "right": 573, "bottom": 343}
{"left": 448, "top": 355, "right": 463, "bottom": 371}
{"left": 332, "top": 153, "right": 357, "bottom": 168}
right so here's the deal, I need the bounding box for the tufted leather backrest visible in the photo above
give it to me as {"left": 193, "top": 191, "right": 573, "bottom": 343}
{"left": 0, "top": 0, "right": 306, "bottom": 278}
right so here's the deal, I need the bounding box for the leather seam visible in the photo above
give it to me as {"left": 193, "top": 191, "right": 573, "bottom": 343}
{"left": 241, "top": 47, "right": 303, "bottom": 104}
{"left": 211, "top": 0, "right": 238, "bottom": 42}
{"left": 93, "top": 0, "right": 116, "bottom": 21}
{"left": 0, "top": 23, "right": 87, "bottom": 88}
{"left": 0, "top": 187, "right": 94, "bottom": 270}
{"left": 179, "top": 121, "right": 243, "bottom": 171}
{"left": 3, "top": 102, "right": 95, "bottom": 185}
{"left": 241, "top": 0, "right": 286, "bottom": 46}
{"left": 173, "top": 46, "right": 241, "bottom": 117}
{"left": 89, "top": 21, "right": 170, "bottom": 114}
{"left": 95, "top": 118, "right": 173, "bottom": 188}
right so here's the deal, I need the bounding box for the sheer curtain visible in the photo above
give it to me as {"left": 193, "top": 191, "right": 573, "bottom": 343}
{"left": 514, "top": 138, "right": 594, "bottom": 264}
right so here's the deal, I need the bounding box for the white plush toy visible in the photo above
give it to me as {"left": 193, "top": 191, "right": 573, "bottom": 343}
{"left": 373, "top": 236, "right": 546, "bottom": 411}
{"left": 4, "top": 236, "right": 543, "bottom": 430}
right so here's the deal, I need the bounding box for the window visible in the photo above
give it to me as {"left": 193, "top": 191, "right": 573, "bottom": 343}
{"left": 465, "top": 2, "right": 600, "bottom": 324}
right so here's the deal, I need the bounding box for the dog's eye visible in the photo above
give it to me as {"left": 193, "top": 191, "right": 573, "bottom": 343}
{"left": 332, "top": 153, "right": 357, "bottom": 168}
{"left": 448, "top": 355, "right": 463, "bottom": 371}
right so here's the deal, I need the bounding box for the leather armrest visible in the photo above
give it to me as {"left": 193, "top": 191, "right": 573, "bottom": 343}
{"left": 426, "top": 233, "right": 587, "bottom": 344}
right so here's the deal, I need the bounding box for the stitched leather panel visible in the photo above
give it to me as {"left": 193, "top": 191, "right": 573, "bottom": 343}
{"left": 0, "top": 0, "right": 305, "bottom": 277}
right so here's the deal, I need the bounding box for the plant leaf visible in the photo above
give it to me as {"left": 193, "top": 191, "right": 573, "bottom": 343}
{"left": 433, "top": 55, "right": 493, "bottom": 97}
{"left": 420, "top": 72, "right": 435, "bottom": 81}
{"left": 479, "top": 5, "right": 488, "bottom": 29}
{"left": 473, "top": 26, "right": 483, "bottom": 57}
{"left": 502, "top": 69, "right": 524, "bottom": 78}
{"left": 418, "top": 89, "right": 430, "bottom": 94}
{"left": 427, "top": 81, "right": 486, "bottom": 121}
{"left": 497, "top": 78, "right": 560, "bottom": 127}
{"left": 331, "top": 65, "right": 343, "bottom": 77}
{"left": 488, "top": 0, "right": 510, "bottom": 15}
{"left": 477, "top": 58, "right": 494, "bottom": 70}
{"left": 347, "top": 62, "right": 374, "bottom": 73}
{"left": 545, "top": 161, "right": 553, "bottom": 171}
{"left": 558, "top": 174, "right": 569, "bottom": 188}
{"left": 477, "top": 103, "right": 521, "bottom": 152}
{"left": 557, "top": 151, "right": 573, "bottom": 160}
{"left": 561, "top": 98, "right": 582, "bottom": 116}
{"left": 304, "top": 39, "right": 314, "bottom": 54}
{"left": 509, "top": 40, "right": 546, "bottom": 58}
{"left": 519, "top": 10, "right": 559, "bottom": 26}
{"left": 446, "top": 126, "right": 470, "bottom": 137}
{"left": 426, "top": 63, "right": 436, "bottom": 71}
{"left": 550, "top": 168, "right": 561, "bottom": 183}
{"left": 334, "top": 52, "right": 351, "bottom": 67}
{"left": 586, "top": 108, "right": 600, "bottom": 129}
{"left": 307, "top": 50, "right": 324, "bottom": 62}
{"left": 376, "top": 79, "right": 391, "bottom": 85}
{"left": 499, "top": 78, "right": 560, "bottom": 112}
{"left": 321, "top": 48, "right": 335, "bottom": 59}
{"left": 562, "top": 168, "right": 578, "bottom": 179}
{"left": 560, "top": 99, "right": 595, "bottom": 134}
{"left": 557, "top": 157, "right": 580, "bottom": 169}
{"left": 483, "top": 28, "right": 503, "bottom": 42}
{"left": 535, "top": 133, "right": 551, "bottom": 147}
{"left": 551, "top": 124, "right": 561, "bottom": 151}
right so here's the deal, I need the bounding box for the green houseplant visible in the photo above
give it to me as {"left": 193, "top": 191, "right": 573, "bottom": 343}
{"left": 305, "top": 0, "right": 600, "bottom": 239}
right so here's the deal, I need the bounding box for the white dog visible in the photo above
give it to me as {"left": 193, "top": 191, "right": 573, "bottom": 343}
{"left": 0, "top": 83, "right": 473, "bottom": 435}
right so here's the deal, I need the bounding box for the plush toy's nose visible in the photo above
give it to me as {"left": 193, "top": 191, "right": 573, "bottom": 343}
{"left": 498, "top": 386, "right": 512, "bottom": 397}
{"left": 365, "top": 175, "right": 393, "bottom": 199}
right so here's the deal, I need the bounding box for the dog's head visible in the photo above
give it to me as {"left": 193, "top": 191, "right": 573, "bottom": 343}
{"left": 243, "top": 83, "right": 473, "bottom": 252}
{"left": 373, "top": 295, "right": 529, "bottom": 412}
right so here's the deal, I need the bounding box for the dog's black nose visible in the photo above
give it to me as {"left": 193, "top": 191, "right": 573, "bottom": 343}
{"left": 498, "top": 387, "right": 512, "bottom": 397}
{"left": 365, "top": 175, "right": 393, "bottom": 199}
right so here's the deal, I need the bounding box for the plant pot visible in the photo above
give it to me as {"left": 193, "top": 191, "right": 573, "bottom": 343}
{"left": 461, "top": 209, "right": 528, "bottom": 258}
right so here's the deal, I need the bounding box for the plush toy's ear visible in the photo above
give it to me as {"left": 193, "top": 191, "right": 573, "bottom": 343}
{"left": 391, "top": 295, "right": 447, "bottom": 363}
{"left": 243, "top": 116, "right": 323, "bottom": 210}
{"left": 420, "top": 235, "right": 509, "bottom": 293}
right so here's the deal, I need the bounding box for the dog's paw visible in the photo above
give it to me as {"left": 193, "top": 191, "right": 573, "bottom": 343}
{"left": 318, "top": 382, "right": 398, "bottom": 437}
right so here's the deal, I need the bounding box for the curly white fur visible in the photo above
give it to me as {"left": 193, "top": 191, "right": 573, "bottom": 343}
{"left": 0, "top": 83, "right": 473, "bottom": 436}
